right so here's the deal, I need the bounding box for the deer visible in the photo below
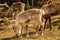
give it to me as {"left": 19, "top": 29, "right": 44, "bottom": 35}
{"left": 41, "top": 2, "right": 60, "bottom": 31}
{"left": 13, "top": 9, "right": 46, "bottom": 38}
{"left": 11, "top": 2, "right": 25, "bottom": 19}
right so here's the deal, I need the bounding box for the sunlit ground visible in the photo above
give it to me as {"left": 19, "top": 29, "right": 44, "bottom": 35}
{"left": 0, "top": 15, "right": 60, "bottom": 40}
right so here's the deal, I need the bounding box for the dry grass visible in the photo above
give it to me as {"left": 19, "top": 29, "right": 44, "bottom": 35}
{"left": 1, "top": 28, "right": 60, "bottom": 40}
{"left": 0, "top": 15, "right": 60, "bottom": 40}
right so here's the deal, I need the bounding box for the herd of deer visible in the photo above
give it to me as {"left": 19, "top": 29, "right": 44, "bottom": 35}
{"left": 10, "top": 2, "right": 60, "bottom": 38}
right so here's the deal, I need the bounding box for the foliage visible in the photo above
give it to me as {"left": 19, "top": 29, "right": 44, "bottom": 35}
{"left": 25, "top": 4, "right": 33, "bottom": 10}
{"left": 37, "top": 1, "right": 44, "bottom": 8}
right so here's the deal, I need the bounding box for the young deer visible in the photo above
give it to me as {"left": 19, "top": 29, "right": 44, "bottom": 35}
{"left": 14, "top": 9, "right": 45, "bottom": 37}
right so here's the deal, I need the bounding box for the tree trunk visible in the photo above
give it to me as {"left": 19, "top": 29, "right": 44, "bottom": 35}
{"left": 27, "top": 0, "right": 29, "bottom": 5}
{"left": 18, "top": 0, "right": 20, "bottom": 2}
{"left": 16, "top": 0, "right": 18, "bottom": 2}
{"left": 32, "top": 0, "right": 34, "bottom": 7}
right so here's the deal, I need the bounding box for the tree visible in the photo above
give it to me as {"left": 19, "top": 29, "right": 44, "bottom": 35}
{"left": 32, "top": 0, "right": 34, "bottom": 7}
{"left": 27, "top": 0, "right": 29, "bottom": 5}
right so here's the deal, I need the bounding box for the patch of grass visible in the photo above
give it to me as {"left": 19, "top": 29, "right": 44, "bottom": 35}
{"left": 0, "top": 15, "right": 60, "bottom": 40}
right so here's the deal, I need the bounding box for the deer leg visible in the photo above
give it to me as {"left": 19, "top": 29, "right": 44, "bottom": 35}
{"left": 18, "top": 25, "right": 23, "bottom": 38}
{"left": 49, "top": 17, "right": 52, "bottom": 30}
{"left": 35, "top": 26, "right": 39, "bottom": 37}
{"left": 44, "top": 18, "right": 48, "bottom": 31}
{"left": 26, "top": 25, "right": 29, "bottom": 37}
{"left": 41, "top": 22, "right": 45, "bottom": 36}
{"left": 40, "top": 20, "right": 45, "bottom": 36}
{"left": 21, "top": 26, "right": 23, "bottom": 38}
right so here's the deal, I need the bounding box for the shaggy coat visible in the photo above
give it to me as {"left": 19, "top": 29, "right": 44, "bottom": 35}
{"left": 41, "top": 2, "right": 60, "bottom": 30}
{"left": 14, "top": 9, "right": 45, "bottom": 37}
{"left": 11, "top": 2, "right": 25, "bottom": 19}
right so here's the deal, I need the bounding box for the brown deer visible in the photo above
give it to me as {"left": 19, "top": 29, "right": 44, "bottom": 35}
{"left": 13, "top": 9, "right": 45, "bottom": 37}
{"left": 11, "top": 2, "right": 25, "bottom": 19}
{"left": 41, "top": 2, "right": 60, "bottom": 31}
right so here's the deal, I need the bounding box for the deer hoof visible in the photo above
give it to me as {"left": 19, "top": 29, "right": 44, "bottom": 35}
{"left": 35, "top": 33, "right": 38, "bottom": 37}
{"left": 26, "top": 34, "right": 29, "bottom": 37}
{"left": 20, "top": 35, "right": 22, "bottom": 38}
